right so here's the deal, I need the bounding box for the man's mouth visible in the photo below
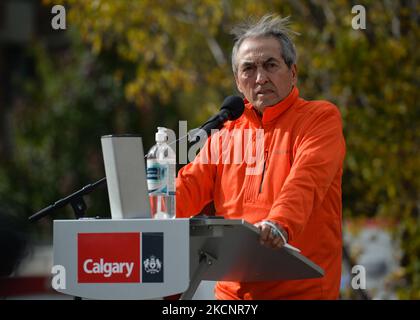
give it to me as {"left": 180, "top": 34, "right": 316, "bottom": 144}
{"left": 256, "top": 89, "right": 274, "bottom": 96}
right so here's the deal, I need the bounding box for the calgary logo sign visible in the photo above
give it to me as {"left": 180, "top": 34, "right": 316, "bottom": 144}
{"left": 77, "top": 232, "right": 164, "bottom": 283}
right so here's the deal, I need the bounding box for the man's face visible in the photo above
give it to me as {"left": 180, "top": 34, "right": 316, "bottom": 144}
{"left": 234, "top": 36, "right": 297, "bottom": 113}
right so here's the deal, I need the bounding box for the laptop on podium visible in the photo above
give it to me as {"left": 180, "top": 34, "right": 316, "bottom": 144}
{"left": 101, "top": 134, "right": 151, "bottom": 219}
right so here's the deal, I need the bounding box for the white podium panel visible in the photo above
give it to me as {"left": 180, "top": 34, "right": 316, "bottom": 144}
{"left": 53, "top": 219, "right": 189, "bottom": 299}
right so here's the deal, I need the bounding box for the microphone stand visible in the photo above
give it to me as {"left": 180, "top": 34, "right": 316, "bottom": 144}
{"left": 28, "top": 177, "right": 107, "bottom": 222}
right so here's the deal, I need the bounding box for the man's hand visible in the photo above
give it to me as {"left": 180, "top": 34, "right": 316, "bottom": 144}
{"left": 255, "top": 220, "right": 288, "bottom": 249}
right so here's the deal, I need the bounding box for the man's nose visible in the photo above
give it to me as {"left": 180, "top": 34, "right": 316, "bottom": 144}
{"left": 255, "top": 67, "right": 268, "bottom": 84}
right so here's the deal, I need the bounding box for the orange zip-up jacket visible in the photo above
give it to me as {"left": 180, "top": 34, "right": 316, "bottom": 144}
{"left": 176, "top": 87, "right": 346, "bottom": 299}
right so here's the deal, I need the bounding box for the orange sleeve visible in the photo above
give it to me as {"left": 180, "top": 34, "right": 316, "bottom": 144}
{"left": 267, "top": 104, "right": 346, "bottom": 241}
{"left": 175, "top": 137, "right": 217, "bottom": 218}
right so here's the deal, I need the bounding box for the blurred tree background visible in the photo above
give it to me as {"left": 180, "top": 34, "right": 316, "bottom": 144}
{"left": 0, "top": 0, "right": 418, "bottom": 298}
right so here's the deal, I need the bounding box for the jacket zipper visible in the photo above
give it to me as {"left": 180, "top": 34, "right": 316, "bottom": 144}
{"left": 259, "top": 150, "right": 268, "bottom": 193}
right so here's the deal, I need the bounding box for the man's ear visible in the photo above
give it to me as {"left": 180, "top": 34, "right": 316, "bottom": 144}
{"left": 291, "top": 64, "right": 298, "bottom": 86}
{"left": 234, "top": 74, "right": 243, "bottom": 94}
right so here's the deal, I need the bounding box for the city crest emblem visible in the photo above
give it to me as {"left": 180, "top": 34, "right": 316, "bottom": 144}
{"left": 143, "top": 255, "right": 162, "bottom": 274}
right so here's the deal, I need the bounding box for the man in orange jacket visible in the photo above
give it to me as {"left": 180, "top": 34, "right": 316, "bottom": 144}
{"left": 176, "top": 14, "right": 346, "bottom": 299}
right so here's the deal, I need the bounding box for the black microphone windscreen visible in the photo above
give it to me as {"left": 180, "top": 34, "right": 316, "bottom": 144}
{"left": 220, "top": 96, "right": 245, "bottom": 120}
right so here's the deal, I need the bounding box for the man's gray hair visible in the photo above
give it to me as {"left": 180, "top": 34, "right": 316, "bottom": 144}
{"left": 231, "top": 14, "right": 298, "bottom": 75}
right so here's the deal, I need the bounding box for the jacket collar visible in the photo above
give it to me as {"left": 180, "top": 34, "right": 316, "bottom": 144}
{"left": 244, "top": 86, "right": 299, "bottom": 125}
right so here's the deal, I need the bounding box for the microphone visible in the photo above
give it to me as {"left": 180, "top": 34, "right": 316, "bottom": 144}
{"left": 189, "top": 95, "right": 245, "bottom": 142}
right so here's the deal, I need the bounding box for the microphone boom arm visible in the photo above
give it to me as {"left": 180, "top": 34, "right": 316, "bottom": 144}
{"left": 28, "top": 177, "right": 107, "bottom": 222}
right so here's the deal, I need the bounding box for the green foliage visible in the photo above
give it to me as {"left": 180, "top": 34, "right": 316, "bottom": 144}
{"left": 1, "top": 32, "right": 135, "bottom": 237}
{"left": 2, "top": 0, "right": 417, "bottom": 297}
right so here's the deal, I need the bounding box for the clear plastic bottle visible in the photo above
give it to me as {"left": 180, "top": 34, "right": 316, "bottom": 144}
{"left": 146, "top": 127, "right": 176, "bottom": 219}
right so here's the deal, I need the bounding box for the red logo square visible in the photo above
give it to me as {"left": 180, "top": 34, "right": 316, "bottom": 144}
{"left": 78, "top": 233, "right": 140, "bottom": 283}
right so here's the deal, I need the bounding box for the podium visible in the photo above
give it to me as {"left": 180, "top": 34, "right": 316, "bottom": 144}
{"left": 53, "top": 217, "right": 323, "bottom": 300}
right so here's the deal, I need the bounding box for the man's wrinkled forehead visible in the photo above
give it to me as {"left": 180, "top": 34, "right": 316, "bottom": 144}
{"left": 236, "top": 37, "right": 283, "bottom": 65}
{"left": 239, "top": 56, "right": 281, "bottom": 67}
